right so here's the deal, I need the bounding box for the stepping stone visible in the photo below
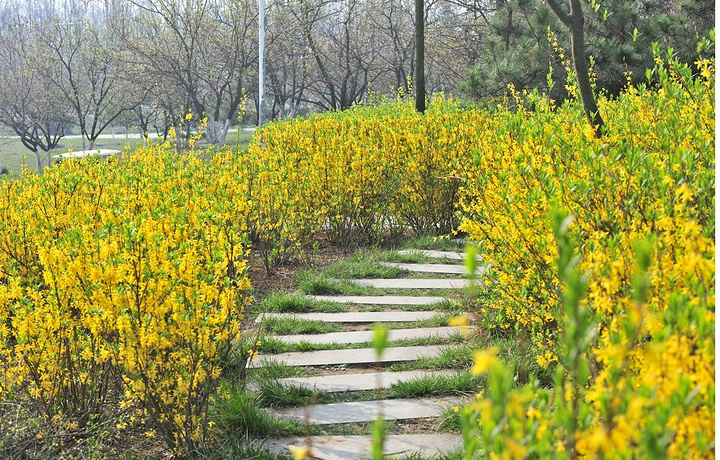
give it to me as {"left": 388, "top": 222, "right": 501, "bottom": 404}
{"left": 277, "top": 370, "right": 457, "bottom": 392}
{"left": 249, "top": 344, "right": 447, "bottom": 367}
{"left": 309, "top": 295, "right": 448, "bottom": 305}
{"left": 266, "top": 434, "right": 462, "bottom": 460}
{"left": 270, "top": 396, "right": 463, "bottom": 424}
{"left": 379, "top": 262, "right": 470, "bottom": 274}
{"left": 355, "top": 278, "right": 471, "bottom": 289}
{"left": 398, "top": 249, "right": 481, "bottom": 261}
{"left": 256, "top": 311, "right": 441, "bottom": 324}
{"left": 274, "top": 326, "right": 461, "bottom": 345}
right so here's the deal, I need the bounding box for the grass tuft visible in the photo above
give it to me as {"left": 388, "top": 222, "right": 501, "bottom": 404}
{"left": 297, "top": 271, "right": 364, "bottom": 295}
{"left": 320, "top": 253, "right": 405, "bottom": 279}
{"left": 257, "top": 292, "right": 347, "bottom": 315}
{"left": 389, "top": 372, "right": 483, "bottom": 399}
{"left": 261, "top": 316, "right": 344, "bottom": 335}
{"left": 213, "top": 386, "right": 306, "bottom": 437}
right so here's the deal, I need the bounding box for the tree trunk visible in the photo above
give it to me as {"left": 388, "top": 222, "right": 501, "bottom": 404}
{"left": 568, "top": 0, "right": 604, "bottom": 136}
{"left": 34, "top": 151, "right": 46, "bottom": 174}
{"left": 546, "top": 0, "right": 605, "bottom": 137}
{"left": 414, "top": 0, "right": 426, "bottom": 113}
{"left": 206, "top": 119, "right": 231, "bottom": 146}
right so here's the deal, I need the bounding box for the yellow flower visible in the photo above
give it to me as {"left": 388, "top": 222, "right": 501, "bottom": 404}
{"left": 448, "top": 315, "right": 469, "bottom": 337}
{"left": 288, "top": 445, "right": 309, "bottom": 460}
{"left": 471, "top": 347, "right": 499, "bottom": 375}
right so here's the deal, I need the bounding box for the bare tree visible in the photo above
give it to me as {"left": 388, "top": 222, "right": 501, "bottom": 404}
{"left": 0, "top": 10, "right": 71, "bottom": 173}
{"left": 292, "top": 0, "right": 384, "bottom": 110}
{"left": 35, "top": 4, "right": 141, "bottom": 151}
{"left": 264, "top": 0, "right": 313, "bottom": 119}
{"left": 370, "top": 0, "right": 415, "bottom": 94}
{"left": 125, "top": 0, "right": 257, "bottom": 146}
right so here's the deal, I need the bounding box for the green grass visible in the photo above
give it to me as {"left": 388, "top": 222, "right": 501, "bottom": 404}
{"left": 389, "top": 344, "right": 474, "bottom": 371}
{"left": 256, "top": 371, "right": 483, "bottom": 409}
{"left": 253, "top": 292, "right": 348, "bottom": 316}
{"left": 398, "top": 449, "right": 464, "bottom": 460}
{"left": 298, "top": 273, "right": 467, "bottom": 298}
{"left": 213, "top": 387, "right": 306, "bottom": 437}
{"left": 346, "top": 299, "right": 457, "bottom": 313}
{"left": 297, "top": 271, "right": 366, "bottom": 295}
{"left": 389, "top": 372, "right": 483, "bottom": 399}
{"left": 256, "top": 332, "right": 465, "bottom": 354}
{"left": 255, "top": 335, "right": 346, "bottom": 354}
{"left": 369, "top": 313, "right": 462, "bottom": 331}
{"left": 437, "top": 406, "right": 463, "bottom": 433}
{"left": 255, "top": 380, "right": 319, "bottom": 408}
{"left": 260, "top": 316, "right": 344, "bottom": 335}
{"left": 480, "top": 334, "right": 554, "bottom": 387}
{"left": 248, "top": 360, "right": 309, "bottom": 381}
{"left": 319, "top": 252, "right": 406, "bottom": 279}
{"left": 401, "top": 235, "right": 466, "bottom": 251}
{"left": 202, "top": 439, "right": 291, "bottom": 460}
{"left": 377, "top": 250, "right": 431, "bottom": 264}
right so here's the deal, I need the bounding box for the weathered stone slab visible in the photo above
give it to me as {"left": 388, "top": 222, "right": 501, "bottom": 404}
{"left": 379, "top": 262, "right": 469, "bottom": 274}
{"left": 354, "top": 278, "right": 471, "bottom": 289}
{"left": 250, "top": 344, "right": 447, "bottom": 367}
{"left": 271, "top": 396, "right": 463, "bottom": 424}
{"left": 308, "top": 295, "right": 448, "bottom": 305}
{"left": 274, "top": 326, "right": 460, "bottom": 345}
{"left": 398, "top": 249, "right": 481, "bottom": 261}
{"left": 266, "top": 434, "right": 462, "bottom": 460}
{"left": 274, "top": 326, "right": 460, "bottom": 344}
{"left": 256, "top": 311, "right": 441, "bottom": 324}
{"left": 277, "top": 370, "right": 456, "bottom": 392}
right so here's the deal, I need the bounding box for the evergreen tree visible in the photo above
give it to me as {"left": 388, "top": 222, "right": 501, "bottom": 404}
{"left": 460, "top": 0, "right": 715, "bottom": 100}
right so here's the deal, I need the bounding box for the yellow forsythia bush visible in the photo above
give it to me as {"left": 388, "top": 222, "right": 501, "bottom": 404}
{"left": 0, "top": 144, "right": 251, "bottom": 455}
{"left": 247, "top": 95, "right": 479, "bottom": 264}
{"left": 458, "top": 49, "right": 714, "bottom": 458}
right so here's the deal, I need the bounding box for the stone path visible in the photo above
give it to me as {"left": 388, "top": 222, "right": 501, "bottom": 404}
{"left": 354, "top": 278, "right": 471, "bottom": 289}
{"left": 276, "top": 370, "right": 456, "bottom": 392}
{"left": 274, "top": 326, "right": 461, "bottom": 345}
{"left": 309, "top": 294, "right": 447, "bottom": 305}
{"left": 380, "top": 262, "right": 470, "bottom": 274}
{"left": 266, "top": 434, "right": 462, "bottom": 460}
{"left": 251, "top": 344, "right": 447, "bottom": 367}
{"left": 397, "top": 249, "right": 481, "bottom": 261}
{"left": 252, "top": 253, "right": 475, "bottom": 459}
{"left": 257, "top": 311, "right": 442, "bottom": 323}
{"left": 271, "top": 396, "right": 464, "bottom": 424}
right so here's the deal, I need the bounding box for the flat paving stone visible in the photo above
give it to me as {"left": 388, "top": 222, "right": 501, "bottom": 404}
{"left": 274, "top": 326, "right": 461, "bottom": 345}
{"left": 379, "top": 262, "right": 470, "bottom": 274}
{"left": 276, "top": 370, "right": 457, "bottom": 392}
{"left": 355, "top": 278, "right": 471, "bottom": 289}
{"left": 309, "top": 295, "right": 448, "bottom": 305}
{"left": 270, "top": 396, "right": 463, "bottom": 424}
{"left": 256, "top": 311, "right": 441, "bottom": 324}
{"left": 249, "top": 344, "right": 447, "bottom": 367}
{"left": 398, "top": 249, "right": 482, "bottom": 261}
{"left": 266, "top": 434, "right": 462, "bottom": 460}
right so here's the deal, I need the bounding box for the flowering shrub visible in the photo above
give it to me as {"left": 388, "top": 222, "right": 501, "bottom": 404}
{"left": 0, "top": 41, "right": 713, "bottom": 459}
{"left": 459, "top": 49, "right": 715, "bottom": 458}
{"left": 247, "top": 95, "right": 478, "bottom": 263}
{"left": 0, "top": 144, "right": 251, "bottom": 455}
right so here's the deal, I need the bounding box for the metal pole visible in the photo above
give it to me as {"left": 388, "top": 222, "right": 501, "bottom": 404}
{"left": 258, "top": 0, "right": 265, "bottom": 127}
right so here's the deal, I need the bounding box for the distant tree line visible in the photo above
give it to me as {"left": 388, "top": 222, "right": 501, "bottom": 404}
{"left": 0, "top": 0, "right": 713, "bottom": 171}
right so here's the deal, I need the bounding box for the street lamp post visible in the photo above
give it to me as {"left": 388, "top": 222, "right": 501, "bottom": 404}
{"left": 258, "top": 0, "right": 265, "bottom": 127}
